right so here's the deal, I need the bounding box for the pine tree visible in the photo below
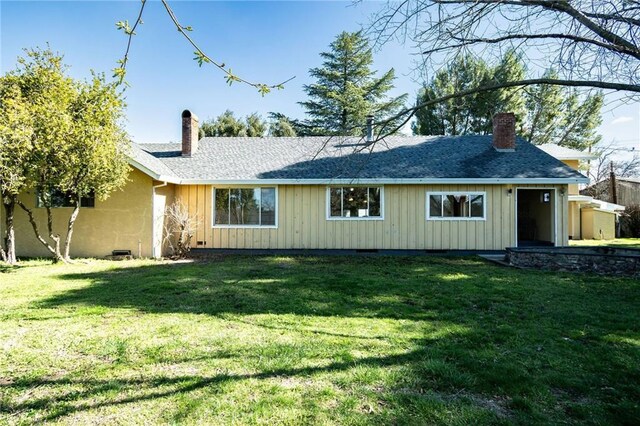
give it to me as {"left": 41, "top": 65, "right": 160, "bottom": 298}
{"left": 413, "top": 52, "right": 525, "bottom": 135}
{"left": 245, "top": 113, "right": 267, "bottom": 137}
{"left": 268, "top": 114, "right": 297, "bottom": 137}
{"left": 524, "top": 70, "right": 565, "bottom": 145}
{"left": 414, "top": 53, "right": 602, "bottom": 150}
{"left": 300, "top": 31, "right": 407, "bottom": 136}
{"left": 523, "top": 70, "right": 603, "bottom": 150}
{"left": 199, "top": 110, "right": 247, "bottom": 137}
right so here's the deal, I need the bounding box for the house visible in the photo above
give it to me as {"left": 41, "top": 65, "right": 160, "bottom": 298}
{"left": 3, "top": 112, "right": 588, "bottom": 258}
{"left": 538, "top": 144, "right": 625, "bottom": 240}
{"left": 583, "top": 177, "right": 640, "bottom": 208}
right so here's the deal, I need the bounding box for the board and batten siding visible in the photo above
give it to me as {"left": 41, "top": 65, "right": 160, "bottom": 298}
{"left": 174, "top": 184, "right": 569, "bottom": 250}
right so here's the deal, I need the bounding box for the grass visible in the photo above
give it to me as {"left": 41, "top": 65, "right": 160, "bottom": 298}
{"left": 0, "top": 255, "right": 639, "bottom": 425}
{"left": 569, "top": 238, "right": 640, "bottom": 248}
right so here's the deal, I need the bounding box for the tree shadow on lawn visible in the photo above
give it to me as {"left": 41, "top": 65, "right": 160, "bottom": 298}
{"left": 9, "top": 255, "right": 640, "bottom": 423}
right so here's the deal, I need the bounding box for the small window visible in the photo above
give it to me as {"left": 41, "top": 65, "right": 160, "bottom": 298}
{"left": 214, "top": 187, "right": 277, "bottom": 227}
{"left": 427, "top": 192, "right": 485, "bottom": 220}
{"left": 328, "top": 186, "right": 383, "bottom": 220}
{"left": 36, "top": 189, "right": 95, "bottom": 208}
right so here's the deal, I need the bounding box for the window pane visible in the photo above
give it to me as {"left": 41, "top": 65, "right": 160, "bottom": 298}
{"left": 229, "top": 189, "right": 242, "bottom": 224}
{"left": 443, "top": 195, "right": 455, "bottom": 217}
{"left": 429, "top": 195, "right": 442, "bottom": 217}
{"left": 443, "top": 195, "right": 469, "bottom": 217}
{"left": 238, "top": 189, "right": 260, "bottom": 225}
{"left": 470, "top": 194, "right": 484, "bottom": 218}
{"left": 81, "top": 191, "right": 95, "bottom": 208}
{"left": 329, "top": 188, "right": 342, "bottom": 217}
{"left": 343, "top": 187, "right": 368, "bottom": 217}
{"left": 457, "top": 195, "right": 470, "bottom": 217}
{"left": 215, "top": 189, "right": 230, "bottom": 224}
{"left": 260, "top": 187, "right": 276, "bottom": 225}
{"left": 368, "top": 187, "right": 381, "bottom": 217}
{"left": 51, "top": 190, "right": 70, "bottom": 207}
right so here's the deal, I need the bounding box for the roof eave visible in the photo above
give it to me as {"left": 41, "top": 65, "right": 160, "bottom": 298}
{"left": 128, "top": 159, "right": 181, "bottom": 184}
{"left": 177, "top": 177, "right": 590, "bottom": 185}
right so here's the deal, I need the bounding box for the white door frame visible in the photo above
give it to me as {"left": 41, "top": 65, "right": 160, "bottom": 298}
{"left": 515, "top": 187, "right": 558, "bottom": 247}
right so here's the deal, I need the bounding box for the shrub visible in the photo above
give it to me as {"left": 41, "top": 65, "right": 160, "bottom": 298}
{"left": 620, "top": 204, "right": 640, "bottom": 238}
{"left": 163, "top": 202, "right": 201, "bottom": 259}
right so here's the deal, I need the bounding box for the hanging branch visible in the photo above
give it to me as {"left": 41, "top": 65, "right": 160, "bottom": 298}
{"left": 113, "top": 0, "right": 295, "bottom": 95}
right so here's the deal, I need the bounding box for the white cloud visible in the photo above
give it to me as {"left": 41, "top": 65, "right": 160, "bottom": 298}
{"left": 611, "top": 116, "right": 634, "bottom": 125}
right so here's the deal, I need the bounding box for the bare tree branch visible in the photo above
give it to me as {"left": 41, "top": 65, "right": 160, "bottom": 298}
{"left": 421, "top": 33, "right": 640, "bottom": 59}
{"left": 114, "top": 0, "right": 295, "bottom": 95}
{"left": 370, "top": 0, "right": 640, "bottom": 102}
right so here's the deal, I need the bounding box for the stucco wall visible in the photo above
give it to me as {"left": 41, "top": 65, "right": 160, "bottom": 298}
{"left": 5, "top": 168, "right": 155, "bottom": 258}
{"left": 561, "top": 160, "right": 581, "bottom": 195}
{"left": 568, "top": 201, "right": 581, "bottom": 240}
{"left": 582, "top": 208, "right": 616, "bottom": 240}
{"left": 152, "top": 183, "right": 176, "bottom": 257}
{"left": 176, "top": 183, "right": 569, "bottom": 250}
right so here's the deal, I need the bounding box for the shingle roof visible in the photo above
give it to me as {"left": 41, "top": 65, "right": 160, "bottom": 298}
{"left": 129, "top": 143, "right": 178, "bottom": 182}
{"left": 132, "top": 135, "right": 588, "bottom": 183}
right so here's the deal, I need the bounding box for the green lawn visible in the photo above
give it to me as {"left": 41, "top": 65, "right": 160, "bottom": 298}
{"left": 569, "top": 238, "right": 640, "bottom": 248}
{"left": 1, "top": 256, "right": 639, "bottom": 425}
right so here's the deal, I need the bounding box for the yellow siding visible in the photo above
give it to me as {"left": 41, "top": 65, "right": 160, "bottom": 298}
{"left": 581, "top": 208, "right": 616, "bottom": 240}
{"left": 10, "top": 168, "right": 157, "bottom": 258}
{"left": 176, "top": 183, "right": 569, "bottom": 250}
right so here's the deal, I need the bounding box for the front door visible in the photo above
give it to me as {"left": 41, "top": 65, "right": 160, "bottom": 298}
{"left": 516, "top": 189, "right": 556, "bottom": 246}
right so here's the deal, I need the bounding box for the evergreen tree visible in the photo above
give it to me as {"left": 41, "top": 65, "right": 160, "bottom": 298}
{"left": 523, "top": 70, "right": 603, "bottom": 150}
{"left": 199, "top": 110, "right": 247, "bottom": 137}
{"left": 523, "top": 70, "right": 565, "bottom": 145}
{"left": 414, "top": 53, "right": 602, "bottom": 150}
{"left": 413, "top": 52, "right": 525, "bottom": 135}
{"left": 554, "top": 89, "right": 603, "bottom": 151}
{"left": 268, "top": 114, "right": 297, "bottom": 137}
{"left": 300, "top": 31, "right": 407, "bottom": 136}
{"left": 245, "top": 113, "right": 267, "bottom": 137}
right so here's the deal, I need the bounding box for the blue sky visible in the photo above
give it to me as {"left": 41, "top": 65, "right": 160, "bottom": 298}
{"left": 1, "top": 0, "right": 638, "bottom": 153}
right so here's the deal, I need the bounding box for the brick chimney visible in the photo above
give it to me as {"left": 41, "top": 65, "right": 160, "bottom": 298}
{"left": 181, "top": 109, "right": 199, "bottom": 157}
{"left": 492, "top": 112, "right": 516, "bottom": 151}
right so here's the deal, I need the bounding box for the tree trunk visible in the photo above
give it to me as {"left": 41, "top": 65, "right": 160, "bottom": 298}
{"left": 16, "top": 200, "right": 66, "bottom": 263}
{"left": 44, "top": 206, "right": 64, "bottom": 263}
{"left": 3, "top": 198, "right": 17, "bottom": 265}
{"left": 62, "top": 201, "right": 81, "bottom": 262}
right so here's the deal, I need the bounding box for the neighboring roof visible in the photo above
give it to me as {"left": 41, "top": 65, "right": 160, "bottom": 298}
{"left": 568, "top": 195, "right": 625, "bottom": 212}
{"left": 131, "top": 135, "right": 588, "bottom": 184}
{"left": 618, "top": 177, "right": 640, "bottom": 184}
{"left": 538, "top": 144, "right": 598, "bottom": 161}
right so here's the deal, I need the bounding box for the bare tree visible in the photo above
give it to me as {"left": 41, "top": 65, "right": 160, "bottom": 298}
{"left": 163, "top": 202, "right": 201, "bottom": 259}
{"left": 367, "top": 0, "right": 640, "bottom": 137}
{"left": 584, "top": 142, "right": 640, "bottom": 199}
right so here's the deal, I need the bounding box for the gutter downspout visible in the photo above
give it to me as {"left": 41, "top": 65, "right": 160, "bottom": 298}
{"left": 152, "top": 181, "right": 168, "bottom": 258}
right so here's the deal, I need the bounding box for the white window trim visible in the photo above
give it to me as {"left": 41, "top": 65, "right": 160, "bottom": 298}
{"left": 326, "top": 186, "right": 385, "bottom": 221}
{"left": 426, "top": 191, "right": 487, "bottom": 221}
{"left": 211, "top": 186, "right": 279, "bottom": 229}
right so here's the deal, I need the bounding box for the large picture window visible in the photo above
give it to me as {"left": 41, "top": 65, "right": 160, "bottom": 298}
{"left": 214, "top": 187, "right": 277, "bottom": 227}
{"left": 328, "top": 186, "right": 383, "bottom": 220}
{"left": 427, "top": 192, "right": 485, "bottom": 220}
